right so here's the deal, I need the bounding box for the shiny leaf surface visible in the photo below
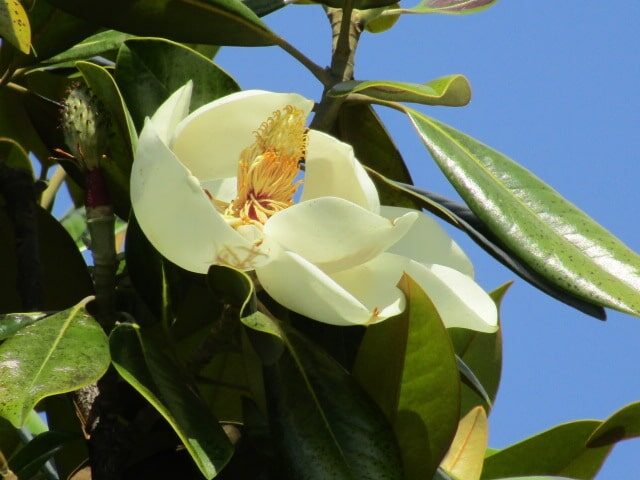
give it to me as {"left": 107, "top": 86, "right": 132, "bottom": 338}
{"left": 110, "top": 323, "right": 233, "bottom": 479}
{"left": 45, "top": 30, "right": 135, "bottom": 65}
{"left": 0, "top": 312, "right": 47, "bottom": 341}
{"left": 9, "top": 431, "right": 78, "bottom": 479}
{"left": 330, "top": 75, "right": 471, "bottom": 107}
{"left": 407, "top": 109, "right": 640, "bottom": 317}
{"left": 0, "top": 300, "right": 109, "bottom": 427}
{"left": 392, "top": 0, "right": 497, "bottom": 15}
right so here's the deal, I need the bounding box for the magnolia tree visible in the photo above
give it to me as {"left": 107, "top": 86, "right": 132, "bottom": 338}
{"left": 0, "top": 0, "right": 638, "bottom": 479}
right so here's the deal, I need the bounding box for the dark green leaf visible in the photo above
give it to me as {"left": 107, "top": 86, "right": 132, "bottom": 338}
{"left": 482, "top": 421, "right": 610, "bottom": 479}
{"left": 450, "top": 282, "right": 510, "bottom": 416}
{"left": 110, "top": 323, "right": 233, "bottom": 479}
{"left": 44, "top": 0, "right": 275, "bottom": 46}
{"left": 0, "top": 205, "right": 94, "bottom": 313}
{"left": 45, "top": 30, "right": 135, "bottom": 65}
{"left": 0, "top": 416, "right": 19, "bottom": 458}
{"left": 9, "top": 431, "right": 78, "bottom": 479}
{"left": 330, "top": 75, "right": 471, "bottom": 107}
{"left": 0, "top": 300, "right": 110, "bottom": 427}
{"left": 332, "top": 104, "right": 419, "bottom": 209}
{"left": 242, "top": 0, "right": 286, "bottom": 16}
{"left": 76, "top": 60, "right": 137, "bottom": 219}
{"left": 0, "top": 88, "right": 49, "bottom": 163}
{"left": 243, "top": 312, "right": 403, "bottom": 479}
{"left": 407, "top": 109, "right": 640, "bottom": 317}
{"left": 455, "top": 355, "right": 492, "bottom": 410}
{"left": 393, "top": 0, "right": 497, "bottom": 15}
{"left": 353, "top": 274, "right": 460, "bottom": 479}
{"left": 587, "top": 401, "right": 640, "bottom": 447}
{"left": 0, "top": 312, "right": 47, "bottom": 341}
{"left": 207, "top": 265, "right": 255, "bottom": 315}
{"left": 115, "top": 37, "right": 239, "bottom": 131}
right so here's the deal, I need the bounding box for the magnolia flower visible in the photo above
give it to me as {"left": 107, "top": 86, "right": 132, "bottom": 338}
{"left": 131, "top": 82, "right": 497, "bottom": 331}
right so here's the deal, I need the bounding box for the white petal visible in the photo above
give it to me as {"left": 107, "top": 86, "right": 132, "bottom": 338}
{"left": 171, "top": 90, "right": 314, "bottom": 180}
{"left": 151, "top": 81, "right": 193, "bottom": 145}
{"left": 406, "top": 261, "right": 498, "bottom": 332}
{"left": 256, "top": 251, "right": 403, "bottom": 326}
{"left": 131, "top": 118, "right": 273, "bottom": 273}
{"left": 330, "top": 253, "right": 407, "bottom": 324}
{"left": 264, "top": 197, "right": 418, "bottom": 273}
{"left": 301, "top": 129, "right": 380, "bottom": 213}
{"left": 200, "top": 177, "right": 237, "bottom": 204}
{"left": 381, "top": 206, "right": 474, "bottom": 277}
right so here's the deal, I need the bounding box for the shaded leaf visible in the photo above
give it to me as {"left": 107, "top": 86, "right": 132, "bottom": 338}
{"left": 243, "top": 312, "right": 403, "bottom": 479}
{"left": 45, "top": 30, "right": 135, "bottom": 65}
{"left": 0, "top": 205, "right": 94, "bottom": 313}
{"left": 482, "top": 421, "right": 610, "bottom": 480}
{"left": 115, "top": 37, "right": 239, "bottom": 131}
{"left": 44, "top": 0, "right": 275, "bottom": 46}
{"left": 9, "top": 431, "right": 78, "bottom": 479}
{"left": 392, "top": 0, "right": 497, "bottom": 15}
{"left": 110, "top": 322, "right": 233, "bottom": 479}
{"left": 456, "top": 355, "right": 492, "bottom": 411}
{"left": 441, "top": 406, "right": 488, "bottom": 480}
{"left": 587, "top": 401, "right": 640, "bottom": 447}
{"left": 242, "top": 0, "right": 286, "bottom": 16}
{"left": 407, "top": 109, "right": 639, "bottom": 316}
{"left": 0, "top": 88, "right": 49, "bottom": 163}
{"left": 330, "top": 75, "right": 471, "bottom": 107}
{"left": 0, "top": 299, "right": 109, "bottom": 427}
{"left": 450, "top": 282, "right": 510, "bottom": 416}
{"left": 353, "top": 274, "right": 460, "bottom": 479}
{"left": 76, "top": 60, "right": 137, "bottom": 219}
{"left": 0, "top": 0, "right": 31, "bottom": 54}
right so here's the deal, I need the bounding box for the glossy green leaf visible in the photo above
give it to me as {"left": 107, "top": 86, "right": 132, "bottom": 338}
{"left": 242, "top": 312, "right": 403, "bottom": 479}
{"left": 330, "top": 75, "right": 471, "bottom": 107}
{"left": 45, "top": 30, "right": 135, "bottom": 65}
{"left": 332, "top": 104, "right": 419, "bottom": 209}
{"left": 353, "top": 274, "right": 460, "bottom": 479}
{"left": 392, "top": 183, "right": 606, "bottom": 320}
{"left": 0, "top": 0, "right": 31, "bottom": 54}
{"left": 407, "top": 109, "right": 640, "bottom": 317}
{"left": 0, "top": 89, "right": 49, "bottom": 163}
{"left": 76, "top": 61, "right": 137, "bottom": 219}
{"left": 587, "top": 401, "right": 640, "bottom": 447}
{"left": 9, "top": 431, "right": 78, "bottom": 479}
{"left": 391, "top": 0, "right": 497, "bottom": 15}
{"left": 0, "top": 300, "right": 109, "bottom": 427}
{"left": 0, "top": 139, "right": 32, "bottom": 176}
{"left": 242, "top": 0, "right": 286, "bottom": 16}
{"left": 115, "top": 37, "right": 239, "bottom": 130}
{"left": 0, "top": 312, "right": 47, "bottom": 341}
{"left": 44, "top": 0, "right": 275, "bottom": 46}
{"left": 455, "top": 355, "right": 492, "bottom": 411}
{"left": 450, "top": 282, "right": 510, "bottom": 416}
{"left": 0, "top": 205, "right": 93, "bottom": 313}
{"left": 482, "top": 421, "right": 610, "bottom": 479}
{"left": 110, "top": 322, "right": 233, "bottom": 479}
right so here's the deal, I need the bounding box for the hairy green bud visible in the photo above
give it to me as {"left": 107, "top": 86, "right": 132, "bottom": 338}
{"left": 61, "top": 84, "right": 108, "bottom": 170}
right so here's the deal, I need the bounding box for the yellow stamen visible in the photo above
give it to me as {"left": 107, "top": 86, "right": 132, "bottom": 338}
{"left": 224, "top": 105, "right": 308, "bottom": 227}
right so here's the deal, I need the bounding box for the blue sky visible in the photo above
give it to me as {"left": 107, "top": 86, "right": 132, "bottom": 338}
{"left": 216, "top": 1, "right": 640, "bottom": 477}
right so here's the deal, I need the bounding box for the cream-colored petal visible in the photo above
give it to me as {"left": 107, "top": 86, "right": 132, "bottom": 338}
{"left": 330, "top": 253, "right": 407, "bottom": 324}
{"left": 131, "top": 118, "right": 273, "bottom": 273}
{"left": 200, "top": 177, "right": 237, "bottom": 204}
{"left": 301, "top": 130, "right": 380, "bottom": 213}
{"left": 256, "top": 250, "right": 386, "bottom": 326}
{"left": 405, "top": 261, "right": 498, "bottom": 332}
{"left": 381, "top": 206, "right": 474, "bottom": 277}
{"left": 172, "top": 90, "right": 314, "bottom": 180}
{"left": 151, "top": 81, "right": 193, "bottom": 145}
{"left": 264, "top": 197, "right": 418, "bottom": 273}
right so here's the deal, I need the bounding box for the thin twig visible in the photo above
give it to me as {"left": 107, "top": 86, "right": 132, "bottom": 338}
{"left": 273, "top": 36, "right": 332, "bottom": 86}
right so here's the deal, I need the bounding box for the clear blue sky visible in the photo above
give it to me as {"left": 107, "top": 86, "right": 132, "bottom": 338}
{"left": 215, "top": 1, "right": 640, "bottom": 478}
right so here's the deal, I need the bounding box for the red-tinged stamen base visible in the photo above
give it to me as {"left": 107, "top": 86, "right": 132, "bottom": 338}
{"left": 219, "top": 105, "right": 308, "bottom": 228}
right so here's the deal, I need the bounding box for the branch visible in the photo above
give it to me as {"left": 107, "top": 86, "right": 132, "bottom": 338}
{"left": 274, "top": 36, "right": 332, "bottom": 86}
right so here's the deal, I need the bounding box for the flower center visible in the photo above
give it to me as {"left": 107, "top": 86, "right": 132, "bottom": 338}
{"left": 222, "top": 105, "right": 308, "bottom": 227}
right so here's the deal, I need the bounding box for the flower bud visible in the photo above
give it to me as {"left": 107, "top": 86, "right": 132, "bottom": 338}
{"left": 61, "top": 84, "right": 108, "bottom": 171}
